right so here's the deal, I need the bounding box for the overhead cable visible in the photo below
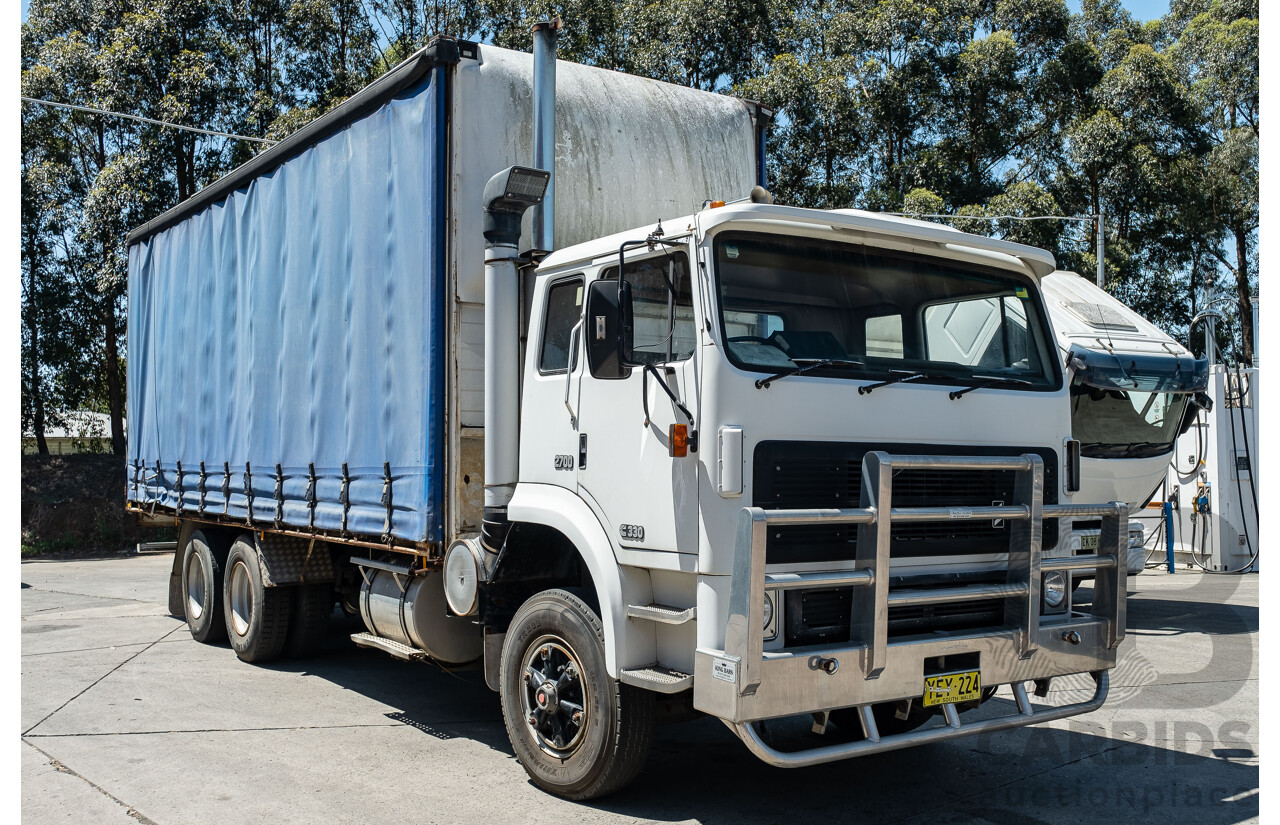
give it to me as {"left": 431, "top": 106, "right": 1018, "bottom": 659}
{"left": 21, "top": 97, "right": 278, "bottom": 146}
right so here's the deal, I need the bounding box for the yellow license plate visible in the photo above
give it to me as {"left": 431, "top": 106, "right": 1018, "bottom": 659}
{"left": 1080, "top": 534, "right": 1100, "bottom": 551}
{"left": 922, "top": 670, "right": 982, "bottom": 707}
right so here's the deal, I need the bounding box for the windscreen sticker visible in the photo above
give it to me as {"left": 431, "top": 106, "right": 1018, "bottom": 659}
{"left": 725, "top": 245, "right": 739, "bottom": 259}
{"left": 1015, "top": 286, "right": 1029, "bottom": 298}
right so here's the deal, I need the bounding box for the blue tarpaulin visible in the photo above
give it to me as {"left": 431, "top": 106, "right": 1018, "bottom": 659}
{"left": 126, "top": 76, "right": 444, "bottom": 543}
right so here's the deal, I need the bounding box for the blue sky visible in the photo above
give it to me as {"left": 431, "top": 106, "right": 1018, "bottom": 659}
{"left": 22, "top": 0, "right": 1172, "bottom": 24}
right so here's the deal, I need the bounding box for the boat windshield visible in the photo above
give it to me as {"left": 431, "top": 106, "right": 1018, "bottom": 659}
{"left": 712, "top": 231, "right": 1058, "bottom": 389}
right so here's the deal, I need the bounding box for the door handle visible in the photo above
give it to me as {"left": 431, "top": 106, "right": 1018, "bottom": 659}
{"left": 564, "top": 318, "right": 584, "bottom": 429}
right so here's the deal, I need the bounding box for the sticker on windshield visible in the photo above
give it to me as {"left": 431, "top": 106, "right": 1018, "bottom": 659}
{"left": 1015, "top": 286, "right": 1028, "bottom": 298}
{"left": 725, "top": 245, "right": 739, "bottom": 259}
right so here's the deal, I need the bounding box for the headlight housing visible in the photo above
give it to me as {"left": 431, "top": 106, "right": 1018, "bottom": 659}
{"left": 763, "top": 590, "right": 778, "bottom": 641}
{"left": 1043, "top": 571, "right": 1067, "bottom": 610}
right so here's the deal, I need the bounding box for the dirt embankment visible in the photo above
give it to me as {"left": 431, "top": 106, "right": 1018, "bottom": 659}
{"left": 21, "top": 454, "right": 171, "bottom": 557}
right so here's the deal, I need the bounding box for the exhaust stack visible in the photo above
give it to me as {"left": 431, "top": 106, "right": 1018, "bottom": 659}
{"left": 531, "top": 18, "right": 560, "bottom": 254}
{"left": 480, "top": 166, "right": 550, "bottom": 556}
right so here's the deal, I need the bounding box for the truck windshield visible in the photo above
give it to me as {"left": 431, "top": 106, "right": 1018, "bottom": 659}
{"left": 1066, "top": 346, "right": 1206, "bottom": 459}
{"left": 1071, "top": 386, "right": 1189, "bottom": 458}
{"left": 713, "top": 232, "right": 1057, "bottom": 389}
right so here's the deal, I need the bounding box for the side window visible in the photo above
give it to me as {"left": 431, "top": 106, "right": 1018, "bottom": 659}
{"left": 865, "top": 314, "right": 903, "bottom": 359}
{"left": 539, "top": 278, "right": 583, "bottom": 373}
{"left": 602, "top": 252, "right": 695, "bottom": 363}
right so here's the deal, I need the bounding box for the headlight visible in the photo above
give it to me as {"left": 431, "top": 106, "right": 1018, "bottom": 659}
{"left": 1128, "top": 526, "right": 1144, "bottom": 548}
{"left": 1043, "top": 571, "right": 1067, "bottom": 609}
{"left": 762, "top": 591, "right": 778, "bottom": 640}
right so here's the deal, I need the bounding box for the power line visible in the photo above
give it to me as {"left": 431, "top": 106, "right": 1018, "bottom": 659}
{"left": 883, "top": 212, "right": 1096, "bottom": 223}
{"left": 21, "top": 97, "right": 278, "bottom": 146}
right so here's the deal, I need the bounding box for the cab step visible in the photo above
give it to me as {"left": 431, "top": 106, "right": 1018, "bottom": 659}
{"left": 619, "top": 665, "right": 693, "bottom": 694}
{"left": 350, "top": 632, "right": 426, "bottom": 662}
{"left": 625, "top": 603, "right": 697, "bottom": 625}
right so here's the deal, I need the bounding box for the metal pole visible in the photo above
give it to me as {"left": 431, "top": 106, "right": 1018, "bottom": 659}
{"left": 531, "top": 19, "right": 561, "bottom": 254}
{"left": 1095, "top": 205, "right": 1105, "bottom": 288}
{"left": 1206, "top": 285, "right": 1216, "bottom": 366}
{"left": 1163, "top": 501, "right": 1176, "bottom": 573}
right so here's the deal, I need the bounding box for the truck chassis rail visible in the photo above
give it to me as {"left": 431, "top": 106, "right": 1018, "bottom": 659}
{"left": 726, "top": 670, "right": 1108, "bottom": 768}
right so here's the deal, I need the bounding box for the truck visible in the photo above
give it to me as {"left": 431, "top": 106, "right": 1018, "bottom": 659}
{"left": 1038, "top": 271, "right": 1210, "bottom": 579}
{"left": 126, "top": 33, "right": 1130, "bottom": 800}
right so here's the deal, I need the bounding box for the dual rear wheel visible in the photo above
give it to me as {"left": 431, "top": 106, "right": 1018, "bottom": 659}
{"left": 180, "top": 530, "right": 331, "bottom": 662}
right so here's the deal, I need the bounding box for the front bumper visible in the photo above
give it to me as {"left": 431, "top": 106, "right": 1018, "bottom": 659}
{"left": 692, "top": 451, "right": 1128, "bottom": 764}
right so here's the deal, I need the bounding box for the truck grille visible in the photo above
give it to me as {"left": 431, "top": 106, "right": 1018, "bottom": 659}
{"left": 754, "top": 441, "right": 1059, "bottom": 565}
{"left": 783, "top": 586, "right": 1006, "bottom": 645}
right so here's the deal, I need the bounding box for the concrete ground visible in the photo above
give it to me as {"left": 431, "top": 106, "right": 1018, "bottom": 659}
{"left": 21, "top": 554, "right": 1257, "bottom": 825}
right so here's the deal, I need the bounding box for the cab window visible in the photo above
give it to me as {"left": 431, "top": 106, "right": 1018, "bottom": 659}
{"left": 539, "top": 277, "right": 583, "bottom": 373}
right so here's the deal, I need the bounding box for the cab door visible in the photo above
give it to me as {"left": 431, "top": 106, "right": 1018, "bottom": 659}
{"left": 573, "top": 248, "right": 701, "bottom": 556}
{"left": 518, "top": 274, "right": 586, "bottom": 490}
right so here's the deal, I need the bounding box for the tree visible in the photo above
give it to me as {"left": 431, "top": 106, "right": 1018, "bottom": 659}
{"left": 1171, "top": 0, "right": 1258, "bottom": 360}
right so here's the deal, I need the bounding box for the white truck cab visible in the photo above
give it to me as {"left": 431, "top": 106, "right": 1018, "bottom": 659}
{"left": 479, "top": 201, "right": 1128, "bottom": 791}
{"left": 1040, "top": 271, "right": 1209, "bottom": 576}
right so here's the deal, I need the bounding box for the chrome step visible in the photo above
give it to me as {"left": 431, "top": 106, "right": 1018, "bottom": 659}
{"left": 350, "top": 632, "right": 426, "bottom": 662}
{"left": 625, "top": 603, "right": 697, "bottom": 625}
{"left": 619, "top": 665, "right": 693, "bottom": 694}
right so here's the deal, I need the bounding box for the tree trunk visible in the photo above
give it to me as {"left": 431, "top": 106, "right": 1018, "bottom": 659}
{"left": 104, "top": 299, "right": 126, "bottom": 456}
{"left": 23, "top": 218, "right": 49, "bottom": 455}
{"left": 1234, "top": 224, "right": 1254, "bottom": 364}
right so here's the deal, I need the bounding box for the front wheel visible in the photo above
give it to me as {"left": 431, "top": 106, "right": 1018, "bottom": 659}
{"left": 499, "top": 589, "right": 654, "bottom": 800}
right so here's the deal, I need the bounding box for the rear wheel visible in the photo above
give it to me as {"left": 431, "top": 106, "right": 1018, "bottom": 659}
{"left": 223, "top": 536, "right": 293, "bottom": 663}
{"left": 499, "top": 589, "right": 654, "bottom": 800}
{"left": 181, "top": 529, "right": 230, "bottom": 643}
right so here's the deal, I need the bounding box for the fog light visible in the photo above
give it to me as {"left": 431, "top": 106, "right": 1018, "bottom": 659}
{"left": 1043, "top": 571, "right": 1067, "bottom": 609}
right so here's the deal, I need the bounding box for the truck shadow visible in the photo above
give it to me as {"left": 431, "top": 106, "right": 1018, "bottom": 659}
{"left": 257, "top": 589, "right": 1256, "bottom": 823}
{"left": 261, "top": 619, "right": 1257, "bottom": 824}
{"left": 601, "top": 714, "right": 1258, "bottom": 824}
{"left": 1074, "top": 582, "right": 1258, "bottom": 637}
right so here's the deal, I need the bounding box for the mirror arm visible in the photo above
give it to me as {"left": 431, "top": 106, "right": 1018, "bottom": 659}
{"left": 641, "top": 363, "right": 694, "bottom": 428}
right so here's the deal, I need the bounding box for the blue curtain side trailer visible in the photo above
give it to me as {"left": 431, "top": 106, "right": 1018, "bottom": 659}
{"left": 125, "top": 38, "right": 762, "bottom": 554}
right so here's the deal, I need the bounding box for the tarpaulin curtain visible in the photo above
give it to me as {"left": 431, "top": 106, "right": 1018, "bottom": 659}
{"left": 126, "top": 76, "right": 443, "bottom": 543}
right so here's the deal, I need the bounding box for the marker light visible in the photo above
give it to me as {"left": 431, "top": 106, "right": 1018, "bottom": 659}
{"left": 709, "top": 200, "right": 725, "bottom": 208}
{"left": 669, "top": 424, "right": 689, "bottom": 457}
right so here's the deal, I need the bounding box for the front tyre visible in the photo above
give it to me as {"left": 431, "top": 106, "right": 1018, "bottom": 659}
{"left": 500, "top": 589, "right": 654, "bottom": 800}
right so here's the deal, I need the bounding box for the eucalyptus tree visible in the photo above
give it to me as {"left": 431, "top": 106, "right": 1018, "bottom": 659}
{"left": 1170, "top": 0, "right": 1258, "bottom": 361}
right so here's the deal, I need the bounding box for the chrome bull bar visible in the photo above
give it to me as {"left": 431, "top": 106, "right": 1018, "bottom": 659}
{"left": 694, "top": 451, "right": 1128, "bottom": 762}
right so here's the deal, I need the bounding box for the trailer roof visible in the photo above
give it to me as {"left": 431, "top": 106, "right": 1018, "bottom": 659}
{"left": 125, "top": 38, "right": 470, "bottom": 248}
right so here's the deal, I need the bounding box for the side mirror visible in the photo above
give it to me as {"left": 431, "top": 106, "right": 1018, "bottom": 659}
{"left": 1176, "top": 391, "right": 1213, "bottom": 436}
{"left": 585, "top": 279, "right": 633, "bottom": 379}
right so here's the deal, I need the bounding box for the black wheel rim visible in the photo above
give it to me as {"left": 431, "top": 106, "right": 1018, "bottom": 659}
{"left": 520, "top": 634, "right": 589, "bottom": 757}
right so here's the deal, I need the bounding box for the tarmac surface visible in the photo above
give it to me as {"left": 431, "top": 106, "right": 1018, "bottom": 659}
{"left": 21, "top": 553, "right": 1258, "bottom": 824}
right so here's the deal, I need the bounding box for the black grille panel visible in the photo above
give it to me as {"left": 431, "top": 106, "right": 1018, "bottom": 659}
{"left": 755, "top": 441, "right": 1058, "bottom": 565}
{"left": 782, "top": 586, "right": 1006, "bottom": 645}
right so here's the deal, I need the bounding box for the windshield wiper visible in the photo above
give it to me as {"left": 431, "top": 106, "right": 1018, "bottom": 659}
{"left": 948, "top": 375, "right": 1034, "bottom": 400}
{"left": 755, "top": 358, "right": 866, "bottom": 389}
{"left": 857, "top": 369, "right": 950, "bottom": 395}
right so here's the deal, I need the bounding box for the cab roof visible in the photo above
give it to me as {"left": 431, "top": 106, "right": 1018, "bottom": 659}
{"left": 537, "top": 202, "right": 1057, "bottom": 278}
